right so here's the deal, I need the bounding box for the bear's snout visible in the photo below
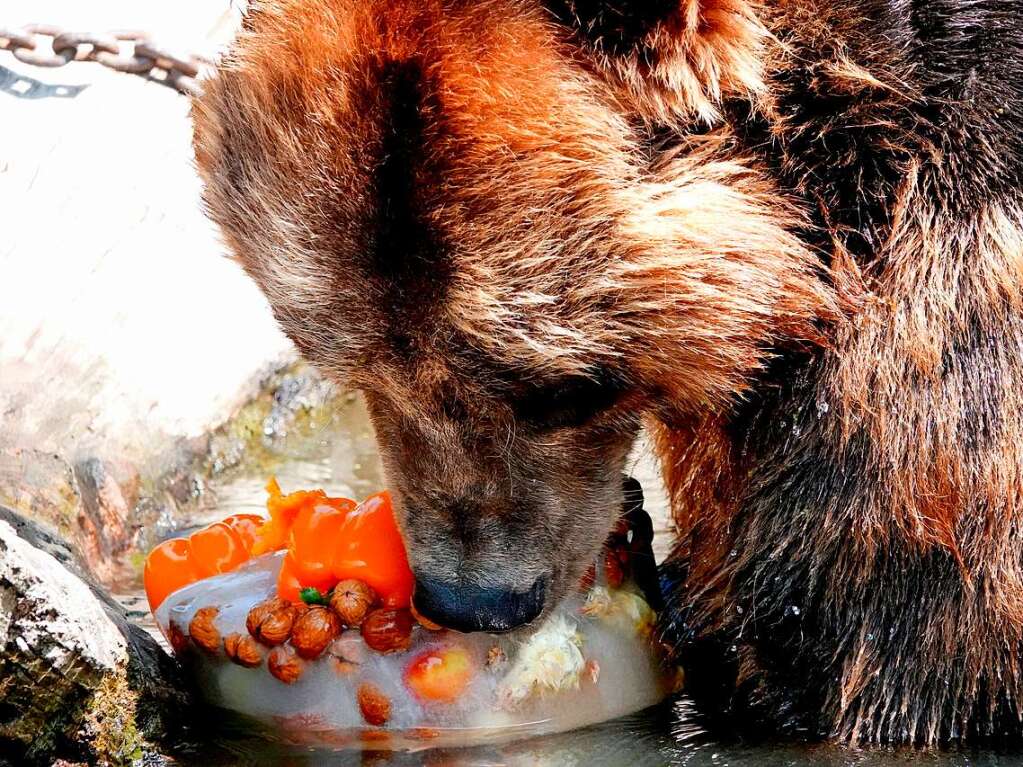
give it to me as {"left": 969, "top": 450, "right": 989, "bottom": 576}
{"left": 412, "top": 574, "right": 547, "bottom": 633}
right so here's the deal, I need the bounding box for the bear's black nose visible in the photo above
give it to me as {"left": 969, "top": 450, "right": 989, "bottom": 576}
{"left": 412, "top": 575, "right": 546, "bottom": 633}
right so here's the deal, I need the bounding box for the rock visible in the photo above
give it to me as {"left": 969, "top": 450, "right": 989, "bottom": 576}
{"left": 1, "top": 1, "right": 290, "bottom": 470}
{"left": 261, "top": 367, "right": 341, "bottom": 447}
{"left": 0, "top": 448, "right": 81, "bottom": 544}
{"left": 73, "top": 457, "right": 137, "bottom": 577}
{"left": 0, "top": 0, "right": 294, "bottom": 583}
{"left": 0, "top": 449, "right": 145, "bottom": 584}
{"left": 0, "top": 511, "right": 194, "bottom": 765}
{"left": 0, "top": 505, "right": 88, "bottom": 580}
{"left": 126, "top": 495, "right": 181, "bottom": 565}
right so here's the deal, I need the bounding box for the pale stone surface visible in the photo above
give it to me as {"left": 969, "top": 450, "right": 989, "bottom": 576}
{"left": 1, "top": 0, "right": 286, "bottom": 464}
{"left": 0, "top": 1, "right": 300, "bottom": 585}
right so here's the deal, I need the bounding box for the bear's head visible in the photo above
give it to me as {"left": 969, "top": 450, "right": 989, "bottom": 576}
{"left": 194, "top": 0, "right": 829, "bottom": 631}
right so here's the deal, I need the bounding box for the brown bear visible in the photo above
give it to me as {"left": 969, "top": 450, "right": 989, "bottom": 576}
{"left": 192, "top": 0, "right": 1023, "bottom": 747}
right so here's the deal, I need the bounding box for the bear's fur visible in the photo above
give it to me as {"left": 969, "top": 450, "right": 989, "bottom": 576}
{"left": 193, "top": 0, "right": 1023, "bottom": 746}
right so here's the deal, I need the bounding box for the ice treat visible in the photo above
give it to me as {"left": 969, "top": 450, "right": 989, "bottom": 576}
{"left": 145, "top": 479, "right": 679, "bottom": 749}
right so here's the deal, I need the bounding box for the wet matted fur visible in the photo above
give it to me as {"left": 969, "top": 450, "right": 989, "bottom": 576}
{"left": 193, "top": 0, "right": 1023, "bottom": 746}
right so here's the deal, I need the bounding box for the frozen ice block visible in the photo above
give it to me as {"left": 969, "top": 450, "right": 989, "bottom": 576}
{"left": 155, "top": 553, "right": 676, "bottom": 749}
{"left": 147, "top": 479, "right": 679, "bottom": 749}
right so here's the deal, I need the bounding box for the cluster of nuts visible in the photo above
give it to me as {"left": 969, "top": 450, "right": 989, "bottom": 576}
{"left": 179, "top": 578, "right": 433, "bottom": 725}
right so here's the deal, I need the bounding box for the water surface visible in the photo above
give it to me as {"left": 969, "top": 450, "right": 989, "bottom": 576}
{"left": 173, "top": 699, "right": 1021, "bottom": 767}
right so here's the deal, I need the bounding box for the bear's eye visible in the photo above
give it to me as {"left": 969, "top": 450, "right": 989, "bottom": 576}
{"left": 510, "top": 372, "right": 625, "bottom": 429}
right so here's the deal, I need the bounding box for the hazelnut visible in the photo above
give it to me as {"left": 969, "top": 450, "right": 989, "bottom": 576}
{"left": 290, "top": 605, "right": 341, "bottom": 659}
{"left": 361, "top": 730, "right": 392, "bottom": 748}
{"left": 328, "top": 631, "right": 367, "bottom": 665}
{"left": 410, "top": 727, "right": 441, "bottom": 741}
{"left": 410, "top": 602, "right": 442, "bottom": 631}
{"left": 246, "top": 597, "right": 288, "bottom": 637}
{"left": 329, "top": 579, "right": 377, "bottom": 627}
{"left": 327, "top": 633, "right": 364, "bottom": 673}
{"left": 188, "top": 606, "right": 221, "bottom": 653}
{"left": 223, "top": 632, "right": 241, "bottom": 657}
{"left": 268, "top": 644, "right": 304, "bottom": 684}
{"left": 247, "top": 598, "right": 300, "bottom": 646}
{"left": 224, "top": 633, "right": 264, "bottom": 668}
{"left": 259, "top": 605, "right": 300, "bottom": 646}
{"left": 361, "top": 608, "right": 414, "bottom": 654}
{"left": 331, "top": 658, "right": 359, "bottom": 676}
{"left": 357, "top": 682, "right": 391, "bottom": 726}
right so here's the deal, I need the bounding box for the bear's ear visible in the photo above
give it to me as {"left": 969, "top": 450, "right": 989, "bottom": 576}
{"left": 543, "top": 0, "right": 769, "bottom": 125}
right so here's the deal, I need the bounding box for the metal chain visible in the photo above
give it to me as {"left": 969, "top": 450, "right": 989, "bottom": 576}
{"left": 0, "top": 23, "right": 210, "bottom": 96}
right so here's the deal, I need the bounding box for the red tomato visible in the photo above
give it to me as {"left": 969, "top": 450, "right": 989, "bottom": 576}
{"left": 404, "top": 646, "right": 474, "bottom": 703}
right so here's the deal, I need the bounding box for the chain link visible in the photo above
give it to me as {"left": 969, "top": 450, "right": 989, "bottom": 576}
{"left": 0, "top": 23, "right": 209, "bottom": 96}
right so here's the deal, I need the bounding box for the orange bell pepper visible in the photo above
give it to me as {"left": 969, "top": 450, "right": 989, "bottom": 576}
{"left": 259, "top": 487, "right": 413, "bottom": 608}
{"left": 144, "top": 479, "right": 415, "bottom": 613}
{"left": 223, "top": 513, "right": 264, "bottom": 551}
{"left": 251, "top": 477, "right": 327, "bottom": 556}
{"left": 330, "top": 492, "right": 414, "bottom": 608}
{"left": 289, "top": 495, "right": 355, "bottom": 584}
{"left": 144, "top": 512, "right": 264, "bottom": 610}
{"left": 144, "top": 538, "right": 196, "bottom": 613}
